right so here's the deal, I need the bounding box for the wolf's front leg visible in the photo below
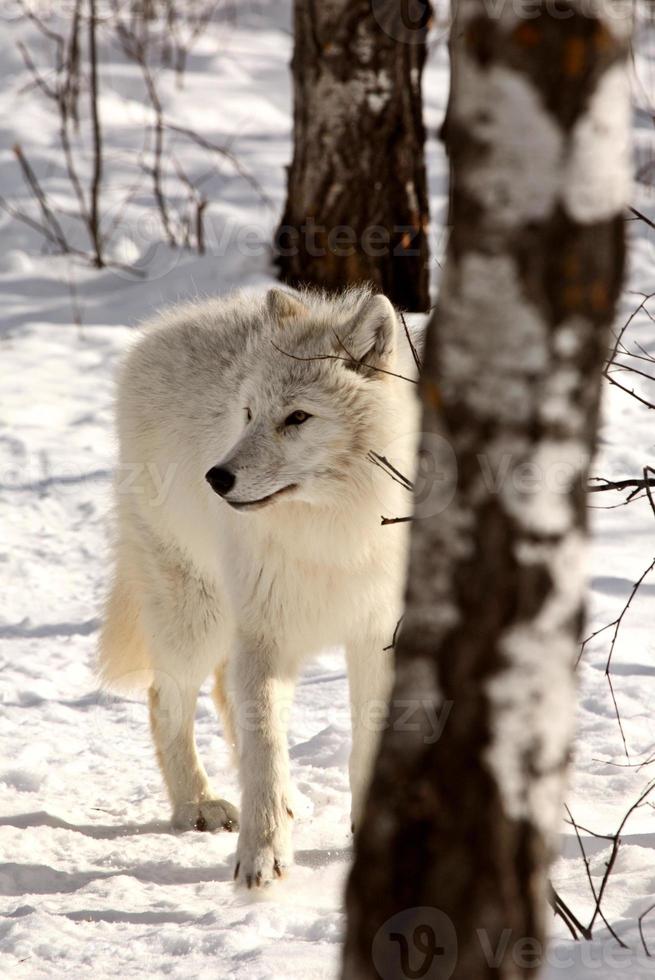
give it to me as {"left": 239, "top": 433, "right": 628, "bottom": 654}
{"left": 149, "top": 676, "right": 239, "bottom": 832}
{"left": 346, "top": 635, "right": 395, "bottom": 831}
{"left": 231, "top": 641, "right": 295, "bottom": 887}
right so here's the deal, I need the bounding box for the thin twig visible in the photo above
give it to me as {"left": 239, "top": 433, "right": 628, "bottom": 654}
{"left": 639, "top": 903, "right": 655, "bottom": 957}
{"left": 589, "top": 781, "right": 655, "bottom": 934}
{"left": 580, "top": 555, "right": 655, "bottom": 666}
{"left": 549, "top": 888, "right": 587, "bottom": 941}
{"left": 643, "top": 466, "right": 655, "bottom": 520}
{"left": 13, "top": 144, "right": 70, "bottom": 252}
{"left": 579, "top": 554, "right": 655, "bottom": 756}
{"left": 588, "top": 476, "right": 655, "bottom": 494}
{"left": 171, "top": 155, "right": 209, "bottom": 253}
{"left": 88, "top": 0, "right": 104, "bottom": 266}
{"left": 604, "top": 372, "right": 655, "bottom": 410}
{"left": 629, "top": 205, "right": 655, "bottom": 232}
{"left": 383, "top": 616, "right": 404, "bottom": 652}
{"left": 399, "top": 311, "right": 421, "bottom": 373}
{"left": 270, "top": 343, "right": 419, "bottom": 385}
{"left": 0, "top": 195, "right": 64, "bottom": 249}
{"left": 367, "top": 451, "right": 414, "bottom": 491}
{"left": 605, "top": 292, "right": 655, "bottom": 376}
{"left": 608, "top": 360, "right": 655, "bottom": 384}
{"left": 565, "top": 804, "right": 626, "bottom": 947}
{"left": 165, "top": 121, "right": 275, "bottom": 208}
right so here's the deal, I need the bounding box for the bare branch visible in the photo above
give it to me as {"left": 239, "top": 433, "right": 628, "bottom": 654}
{"left": 399, "top": 311, "right": 421, "bottom": 373}
{"left": 88, "top": 0, "right": 104, "bottom": 266}
{"left": 165, "top": 122, "right": 275, "bottom": 209}
{"left": 12, "top": 144, "right": 70, "bottom": 252}
{"left": 629, "top": 205, "right": 655, "bottom": 232}
{"left": 639, "top": 903, "right": 655, "bottom": 957}
{"left": 588, "top": 476, "right": 655, "bottom": 495}
{"left": 549, "top": 887, "right": 589, "bottom": 941}
{"left": 270, "top": 342, "right": 419, "bottom": 385}
{"left": 367, "top": 451, "right": 414, "bottom": 491}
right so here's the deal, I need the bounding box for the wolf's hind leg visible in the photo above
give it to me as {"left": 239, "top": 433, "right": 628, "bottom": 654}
{"left": 138, "top": 542, "right": 238, "bottom": 831}
{"left": 149, "top": 676, "right": 239, "bottom": 832}
{"left": 212, "top": 661, "right": 238, "bottom": 764}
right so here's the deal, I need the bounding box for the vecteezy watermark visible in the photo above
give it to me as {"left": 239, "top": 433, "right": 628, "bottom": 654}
{"left": 374, "top": 908, "right": 650, "bottom": 978}
{"left": 5, "top": 439, "right": 594, "bottom": 517}
{"left": 93, "top": 208, "right": 447, "bottom": 283}
{"left": 372, "top": 431, "right": 458, "bottom": 522}
{"left": 91, "top": 679, "right": 452, "bottom": 751}
{"left": 371, "top": 432, "right": 591, "bottom": 523}
{"left": 354, "top": 698, "right": 453, "bottom": 745}
{"left": 275, "top": 219, "right": 425, "bottom": 259}
{"left": 373, "top": 907, "right": 458, "bottom": 980}
{"left": 230, "top": 696, "right": 453, "bottom": 744}
{"left": 370, "top": 0, "right": 437, "bottom": 46}
{"left": 370, "top": 0, "right": 634, "bottom": 46}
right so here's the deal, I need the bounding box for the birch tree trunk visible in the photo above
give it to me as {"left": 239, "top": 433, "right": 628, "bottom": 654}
{"left": 342, "top": 1, "right": 632, "bottom": 977}
{"left": 275, "top": 0, "right": 431, "bottom": 312}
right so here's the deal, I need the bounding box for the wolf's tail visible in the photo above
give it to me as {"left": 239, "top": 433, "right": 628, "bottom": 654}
{"left": 98, "top": 564, "right": 153, "bottom": 693}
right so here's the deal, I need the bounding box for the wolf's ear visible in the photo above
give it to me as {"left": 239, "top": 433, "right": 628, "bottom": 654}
{"left": 339, "top": 294, "right": 397, "bottom": 375}
{"left": 266, "top": 289, "right": 309, "bottom": 323}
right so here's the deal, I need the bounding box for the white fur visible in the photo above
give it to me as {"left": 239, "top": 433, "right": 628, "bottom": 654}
{"left": 99, "top": 286, "right": 420, "bottom": 886}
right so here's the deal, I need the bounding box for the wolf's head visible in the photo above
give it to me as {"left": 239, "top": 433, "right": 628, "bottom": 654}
{"left": 204, "top": 287, "right": 412, "bottom": 514}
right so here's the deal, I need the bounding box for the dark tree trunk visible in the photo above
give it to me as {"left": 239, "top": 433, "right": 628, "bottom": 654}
{"left": 342, "top": 2, "right": 631, "bottom": 978}
{"left": 275, "top": 0, "right": 431, "bottom": 312}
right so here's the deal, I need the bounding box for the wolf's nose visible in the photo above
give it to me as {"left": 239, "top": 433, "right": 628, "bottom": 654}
{"left": 205, "top": 466, "right": 236, "bottom": 497}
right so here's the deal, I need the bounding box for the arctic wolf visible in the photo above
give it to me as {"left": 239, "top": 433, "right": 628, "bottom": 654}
{"left": 99, "top": 286, "right": 419, "bottom": 886}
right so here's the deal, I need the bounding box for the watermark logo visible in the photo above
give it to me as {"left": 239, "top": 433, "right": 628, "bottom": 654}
{"left": 371, "top": 0, "right": 436, "bottom": 45}
{"left": 373, "top": 907, "right": 458, "bottom": 980}
{"left": 372, "top": 430, "right": 458, "bottom": 521}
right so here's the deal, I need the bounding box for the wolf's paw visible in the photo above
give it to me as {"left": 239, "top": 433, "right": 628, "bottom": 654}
{"left": 234, "top": 814, "right": 293, "bottom": 888}
{"left": 234, "top": 841, "right": 289, "bottom": 888}
{"left": 172, "top": 798, "right": 239, "bottom": 833}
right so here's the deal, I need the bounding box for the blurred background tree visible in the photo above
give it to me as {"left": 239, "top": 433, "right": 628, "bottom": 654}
{"left": 275, "top": 0, "right": 432, "bottom": 312}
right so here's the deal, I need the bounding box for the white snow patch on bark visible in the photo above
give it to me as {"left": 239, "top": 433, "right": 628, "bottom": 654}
{"left": 457, "top": 59, "right": 563, "bottom": 226}
{"left": 501, "top": 440, "right": 587, "bottom": 535}
{"left": 553, "top": 317, "right": 591, "bottom": 359}
{"left": 485, "top": 531, "right": 586, "bottom": 836}
{"left": 539, "top": 368, "right": 585, "bottom": 433}
{"left": 312, "top": 68, "right": 393, "bottom": 136}
{"left": 563, "top": 64, "right": 632, "bottom": 223}
{"left": 440, "top": 253, "right": 548, "bottom": 422}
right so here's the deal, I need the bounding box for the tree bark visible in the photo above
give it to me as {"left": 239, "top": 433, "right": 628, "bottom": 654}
{"left": 275, "top": 0, "right": 431, "bottom": 312}
{"left": 342, "top": 1, "right": 632, "bottom": 977}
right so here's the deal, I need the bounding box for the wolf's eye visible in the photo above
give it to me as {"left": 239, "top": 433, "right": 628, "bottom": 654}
{"left": 284, "top": 410, "right": 311, "bottom": 426}
{"left": 245, "top": 407, "right": 252, "bottom": 422}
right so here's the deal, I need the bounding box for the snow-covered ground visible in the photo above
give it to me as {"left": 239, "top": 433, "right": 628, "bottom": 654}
{"left": 1, "top": 4, "right": 655, "bottom": 978}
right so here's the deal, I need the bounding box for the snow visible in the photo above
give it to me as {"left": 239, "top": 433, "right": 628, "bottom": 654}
{"left": 439, "top": 252, "right": 550, "bottom": 421}
{"left": 1, "top": 3, "right": 655, "bottom": 978}
{"left": 456, "top": 60, "right": 563, "bottom": 225}
{"left": 564, "top": 63, "right": 633, "bottom": 223}
{"left": 485, "top": 530, "right": 584, "bottom": 835}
